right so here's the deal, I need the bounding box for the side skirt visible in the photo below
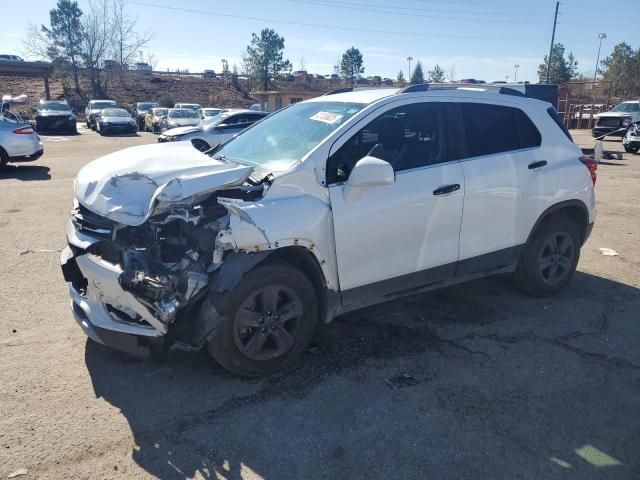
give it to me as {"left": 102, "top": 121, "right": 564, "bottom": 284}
{"left": 336, "top": 245, "right": 523, "bottom": 317}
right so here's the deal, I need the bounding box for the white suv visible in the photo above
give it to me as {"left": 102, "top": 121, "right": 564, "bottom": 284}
{"left": 61, "top": 85, "right": 597, "bottom": 376}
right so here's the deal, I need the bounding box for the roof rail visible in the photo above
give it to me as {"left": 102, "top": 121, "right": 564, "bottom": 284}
{"left": 323, "top": 87, "right": 353, "bottom": 96}
{"left": 397, "top": 83, "right": 525, "bottom": 97}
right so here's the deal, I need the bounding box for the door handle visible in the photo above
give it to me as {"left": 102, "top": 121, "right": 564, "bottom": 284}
{"left": 433, "top": 184, "right": 460, "bottom": 196}
{"left": 528, "top": 160, "right": 548, "bottom": 169}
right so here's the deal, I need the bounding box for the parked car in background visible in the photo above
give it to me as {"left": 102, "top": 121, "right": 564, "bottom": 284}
{"left": 0, "top": 116, "right": 43, "bottom": 166}
{"left": 0, "top": 54, "right": 24, "bottom": 62}
{"left": 196, "top": 107, "right": 223, "bottom": 121}
{"left": 34, "top": 100, "right": 77, "bottom": 134}
{"left": 144, "top": 107, "right": 169, "bottom": 133}
{"left": 159, "top": 108, "right": 200, "bottom": 132}
{"left": 158, "top": 109, "right": 268, "bottom": 151}
{"left": 133, "top": 102, "right": 159, "bottom": 130}
{"left": 593, "top": 101, "right": 640, "bottom": 138}
{"left": 573, "top": 104, "right": 605, "bottom": 121}
{"left": 202, "top": 70, "right": 216, "bottom": 79}
{"left": 61, "top": 85, "right": 596, "bottom": 376}
{"left": 85, "top": 100, "right": 117, "bottom": 130}
{"left": 173, "top": 103, "right": 202, "bottom": 111}
{"left": 249, "top": 103, "right": 262, "bottom": 111}
{"left": 96, "top": 108, "right": 137, "bottom": 135}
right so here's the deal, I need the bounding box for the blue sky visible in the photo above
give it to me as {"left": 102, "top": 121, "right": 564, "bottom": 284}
{"left": 2, "top": 0, "right": 639, "bottom": 82}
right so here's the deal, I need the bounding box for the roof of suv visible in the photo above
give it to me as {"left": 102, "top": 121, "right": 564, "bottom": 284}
{"left": 309, "top": 86, "right": 546, "bottom": 108}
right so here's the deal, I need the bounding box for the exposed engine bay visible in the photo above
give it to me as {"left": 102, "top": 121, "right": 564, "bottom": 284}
{"left": 62, "top": 178, "right": 270, "bottom": 354}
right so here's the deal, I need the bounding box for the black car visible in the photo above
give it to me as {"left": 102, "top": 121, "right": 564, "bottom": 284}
{"left": 34, "top": 100, "right": 77, "bottom": 134}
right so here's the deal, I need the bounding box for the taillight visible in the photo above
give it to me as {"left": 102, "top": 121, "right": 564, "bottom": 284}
{"left": 13, "top": 126, "right": 34, "bottom": 135}
{"left": 580, "top": 156, "right": 597, "bottom": 185}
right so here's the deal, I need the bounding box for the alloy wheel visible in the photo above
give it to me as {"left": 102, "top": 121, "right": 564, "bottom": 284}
{"left": 232, "top": 284, "right": 303, "bottom": 361}
{"left": 537, "top": 231, "right": 575, "bottom": 285}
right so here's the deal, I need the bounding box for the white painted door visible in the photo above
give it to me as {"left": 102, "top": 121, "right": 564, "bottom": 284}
{"left": 327, "top": 102, "right": 464, "bottom": 300}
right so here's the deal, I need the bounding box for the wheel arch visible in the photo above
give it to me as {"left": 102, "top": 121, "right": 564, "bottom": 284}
{"left": 210, "top": 246, "right": 330, "bottom": 322}
{"left": 526, "top": 200, "right": 590, "bottom": 246}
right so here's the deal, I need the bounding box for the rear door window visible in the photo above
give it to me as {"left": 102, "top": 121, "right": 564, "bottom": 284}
{"left": 461, "top": 103, "right": 540, "bottom": 158}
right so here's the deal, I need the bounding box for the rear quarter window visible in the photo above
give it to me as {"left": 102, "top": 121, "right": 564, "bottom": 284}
{"left": 547, "top": 106, "right": 573, "bottom": 141}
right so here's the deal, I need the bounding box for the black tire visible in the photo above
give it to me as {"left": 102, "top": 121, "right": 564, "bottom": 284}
{"left": 0, "top": 147, "right": 8, "bottom": 167}
{"left": 191, "top": 138, "right": 210, "bottom": 152}
{"left": 624, "top": 144, "right": 639, "bottom": 154}
{"left": 514, "top": 216, "right": 581, "bottom": 297}
{"left": 206, "top": 262, "right": 319, "bottom": 377}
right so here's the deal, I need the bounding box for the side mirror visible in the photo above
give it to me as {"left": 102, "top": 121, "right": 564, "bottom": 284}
{"left": 347, "top": 156, "right": 395, "bottom": 187}
{"left": 343, "top": 156, "right": 395, "bottom": 202}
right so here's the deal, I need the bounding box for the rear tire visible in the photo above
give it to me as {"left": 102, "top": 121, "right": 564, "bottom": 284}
{"left": 0, "top": 147, "right": 8, "bottom": 167}
{"left": 206, "top": 262, "right": 319, "bottom": 377}
{"left": 514, "top": 216, "right": 581, "bottom": 297}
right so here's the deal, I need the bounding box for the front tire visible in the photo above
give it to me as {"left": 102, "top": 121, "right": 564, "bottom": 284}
{"left": 514, "top": 216, "right": 581, "bottom": 297}
{"left": 206, "top": 262, "right": 319, "bottom": 377}
{"left": 624, "top": 144, "right": 639, "bottom": 154}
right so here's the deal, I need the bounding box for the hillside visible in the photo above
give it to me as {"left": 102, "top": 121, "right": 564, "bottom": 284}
{"left": 0, "top": 70, "right": 257, "bottom": 118}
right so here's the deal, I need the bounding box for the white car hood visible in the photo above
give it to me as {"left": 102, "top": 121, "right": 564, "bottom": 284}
{"left": 164, "top": 125, "right": 201, "bottom": 136}
{"left": 74, "top": 142, "right": 253, "bottom": 226}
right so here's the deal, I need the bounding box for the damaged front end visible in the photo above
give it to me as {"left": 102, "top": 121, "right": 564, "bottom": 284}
{"left": 61, "top": 145, "right": 272, "bottom": 358}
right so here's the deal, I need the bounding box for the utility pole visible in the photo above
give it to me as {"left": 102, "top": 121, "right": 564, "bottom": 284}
{"left": 407, "top": 56, "right": 413, "bottom": 81}
{"left": 514, "top": 64, "right": 520, "bottom": 83}
{"left": 546, "top": 1, "right": 559, "bottom": 84}
{"left": 593, "top": 33, "right": 607, "bottom": 83}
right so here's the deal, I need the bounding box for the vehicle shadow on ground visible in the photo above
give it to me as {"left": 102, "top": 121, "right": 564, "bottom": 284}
{"left": 0, "top": 165, "right": 51, "bottom": 181}
{"left": 85, "top": 271, "right": 640, "bottom": 479}
{"left": 599, "top": 161, "right": 627, "bottom": 166}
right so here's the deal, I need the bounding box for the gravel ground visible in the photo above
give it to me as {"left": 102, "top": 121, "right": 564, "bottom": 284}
{"left": 1, "top": 127, "right": 639, "bottom": 479}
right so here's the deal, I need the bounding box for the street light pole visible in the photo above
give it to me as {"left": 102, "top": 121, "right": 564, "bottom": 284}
{"left": 407, "top": 56, "right": 413, "bottom": 81}
{"left": 514, "top": 64, "right": 520, "bottom": 83}
{"left": 593, "top": 33, "right": 607, "bottom": 83}
{"left": 546, "top": 1, "right": 560, "bottom": 84}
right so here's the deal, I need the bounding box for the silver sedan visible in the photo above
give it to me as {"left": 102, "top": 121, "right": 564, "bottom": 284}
{"left": 0, "top": 117, "right": 44, "bottom": 166}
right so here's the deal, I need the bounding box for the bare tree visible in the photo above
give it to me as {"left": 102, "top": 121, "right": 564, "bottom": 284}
{"left": 82, "top": 0, "right": 112, "bottom": 98}
{"left": 446, "top": 65, "right": 456, "bottom": 83}
{"left": 110, "top": 0, "right": 153, "bottom": 71}
{"left": 22, "top": 23, "right": 51, "bottom": 60}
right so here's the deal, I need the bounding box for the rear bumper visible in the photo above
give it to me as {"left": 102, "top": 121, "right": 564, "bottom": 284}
{"left": 10, "top": 148, "right": 44, "bottom": 162}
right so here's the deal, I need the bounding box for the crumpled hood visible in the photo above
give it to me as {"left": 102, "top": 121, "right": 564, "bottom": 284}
{"left": 163, "top": 125, "right": 201, "bottom": 136}
{"left": 74, "top": 142, "right": 253, "bottom": 226}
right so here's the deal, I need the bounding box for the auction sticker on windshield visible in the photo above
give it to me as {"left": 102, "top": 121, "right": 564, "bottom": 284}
{"left": 310, "top": 111, "right": 343, "bottom": 124}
